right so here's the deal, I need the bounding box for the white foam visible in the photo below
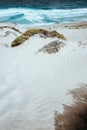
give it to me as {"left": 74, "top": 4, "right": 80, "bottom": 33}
{"left": 0, "top": 8, "right": 87, "bottom": 25}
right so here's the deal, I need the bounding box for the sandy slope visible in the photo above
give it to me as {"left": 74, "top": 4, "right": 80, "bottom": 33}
{"left": 0, "top": 22, "right": 87, "bottom": 130}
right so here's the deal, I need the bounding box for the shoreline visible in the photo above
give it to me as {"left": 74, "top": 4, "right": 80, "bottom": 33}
{"left": 0, "top": 21, "right": 87, "bottom": 28}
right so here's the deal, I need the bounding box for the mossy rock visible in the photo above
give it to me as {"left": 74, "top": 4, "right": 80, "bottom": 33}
{"left": 11, "top": 29, "right": 66, "bottom": 47}
{"left": 11, "top": 36, "right": 28, "bottom": 47}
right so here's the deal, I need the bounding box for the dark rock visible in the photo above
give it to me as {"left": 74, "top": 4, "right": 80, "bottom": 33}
{"left": 38, "top": 40, "right": 65, "bottom": 54}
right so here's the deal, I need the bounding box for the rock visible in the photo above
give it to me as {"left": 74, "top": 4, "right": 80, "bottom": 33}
{"left": 38, "top": 40, "right": 65, "bottom": 54}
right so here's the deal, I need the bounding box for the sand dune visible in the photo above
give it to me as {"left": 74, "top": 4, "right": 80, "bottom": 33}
{"left": 0, "top": 22, "right": 87, "bottom": 130}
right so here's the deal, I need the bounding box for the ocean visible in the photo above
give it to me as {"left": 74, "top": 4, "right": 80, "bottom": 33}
{"left": 0, "top": 0, "right": 87, "bottom": 25}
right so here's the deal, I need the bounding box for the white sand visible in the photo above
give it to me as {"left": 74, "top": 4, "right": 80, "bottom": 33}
{"left": 0, "top": 22, "right": 87, "bottom": 130}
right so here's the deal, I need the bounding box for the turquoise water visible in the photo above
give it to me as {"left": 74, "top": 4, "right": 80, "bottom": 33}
{"left": 0, "top": 0, "right": 87, "bottom": 25}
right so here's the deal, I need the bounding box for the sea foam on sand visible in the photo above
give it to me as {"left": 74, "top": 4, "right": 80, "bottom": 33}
{"left": 0, "top": 22, "right": 87, "bottom": 130}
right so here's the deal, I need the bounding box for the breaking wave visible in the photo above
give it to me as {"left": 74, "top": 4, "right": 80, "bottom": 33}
{"left": 0, "top": 7, "right": 87, "bottom": 25}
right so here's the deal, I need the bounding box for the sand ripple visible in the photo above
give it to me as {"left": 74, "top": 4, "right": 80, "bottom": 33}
{"left": 0, "top": 32, "right": 87, "bottom": 130}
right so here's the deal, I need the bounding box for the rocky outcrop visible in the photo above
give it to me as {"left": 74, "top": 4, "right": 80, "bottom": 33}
{"left": 11, "top": 29, "right": 66, "bottom": 47}
{"left": 38, "top": 40, "right": 65, "bottom": 54}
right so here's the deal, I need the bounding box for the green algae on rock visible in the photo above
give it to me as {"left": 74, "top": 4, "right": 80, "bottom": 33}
{"left": 11, "top": 29, "right": 66, "bottom": 47}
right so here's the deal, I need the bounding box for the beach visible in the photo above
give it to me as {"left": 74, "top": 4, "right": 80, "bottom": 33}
{"left": 0, "top": 22, "right": 87, "bottom": 130}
